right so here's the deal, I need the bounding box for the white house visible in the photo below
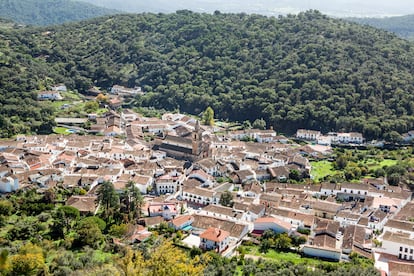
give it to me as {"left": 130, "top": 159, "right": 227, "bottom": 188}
{"left": 148, "top": 202, "right": 178, "bottom": 220}
{"left": 0, "top": 176, "right": 19, "bottom": 193}
{"left": 333, "top": 132, "right": 364, "bottom": 144}
{"left": 334, "top": 210, "right": 360, "bottom": 227}
{"left": 111, "top": 85, "right": 142, "bottom": 96}
{"left": 256, "top": 132, "right": 278, "bottom": 143}
{"left": 383, "top": 219, "right": 414, "bottom": 237}
{"left": 377, "top": 231, "right": 414, "bottom": 261}
{"left": 37, "top": 91, "right": 63, "bottom": 101}
{"left": 169, "top": 215, "right": 194, "bottom": 230}
{"left": 317, "top": 135, "right": 332, "bottom": 146}
{"left": 51, "top": 84, "right": 67, "bottom": 92}
{"left": 253, "top": 217, "right": 293, "bottom": 234}
{"left": 338, "top": 183, "right": 369, "bottom": 199}
{"left": 188, "top": 169, "right": 214, "bottom": 187}
{"left": 132, "top": 174, "right": 153, "bottom": 194}
{"left": 121, "top": 110, "right": 139, "bottom": 122}
{"left": 319, "top": 183, "right": 338, "bottom": 197}
{"left": 155, "top": 171, "right": 185, "bottom": 195}
{"left": 296, "top": 129, "right": 321, "bottom": 140}
{"left": 200, "top": 227, "right": 230, "bottom": 253}
{"left": 196, "top": 158, "right": 219, "bottom": 177}
{"left": 182, "top": 187, "right": 218, "bottom": 206}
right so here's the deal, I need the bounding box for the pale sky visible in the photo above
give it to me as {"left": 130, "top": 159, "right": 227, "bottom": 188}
{"left": 84, "top": 0, "right": 414, "bottom": 17}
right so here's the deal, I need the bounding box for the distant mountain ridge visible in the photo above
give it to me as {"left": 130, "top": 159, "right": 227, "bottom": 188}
{"left": 83, "top": 0, "right": 414, "bottom": 17}
{"left": 0, "top": 0, "right": 119, "bottom": 26}
{"left": 347, "top": 14, "right": 414, "bottom": 40}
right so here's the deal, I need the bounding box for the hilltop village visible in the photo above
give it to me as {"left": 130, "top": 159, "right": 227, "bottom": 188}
{"left": 1, "top": 87, "right": 414, "bottom": 275}
{"left": 0, "top": 83, "right": 409, "bottom": 275}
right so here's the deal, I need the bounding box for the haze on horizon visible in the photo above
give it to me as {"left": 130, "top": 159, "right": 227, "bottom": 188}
{"left": 83, "top": 0, "right": 414, "bottom": 17}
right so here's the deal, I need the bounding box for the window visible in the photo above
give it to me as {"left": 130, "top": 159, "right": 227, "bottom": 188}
{"left": 400, "top": 247, "right": 403, "bottom": 251}
{"left": 411, "top": 249, "right": 413, "bottom": 254}
{"left": 405, "top": 248, "right": 408, "bottom": 253}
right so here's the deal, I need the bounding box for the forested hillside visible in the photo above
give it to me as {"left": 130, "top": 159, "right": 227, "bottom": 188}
{"left": 348, "top": 14, "right": 414, "bottom": 40}
{"left": 0, "top": 25, "right": 57, "bottom": 136}
{"left": 0, "top": 0, "right": 118, "bottom": 26}
{"left": 3, "top": 10, "right": 414, "bottom": 139}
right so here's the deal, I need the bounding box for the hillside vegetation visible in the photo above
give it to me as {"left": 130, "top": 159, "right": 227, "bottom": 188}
{"left": 2, "top": 10, "right": 414, "bottom": 138}
{"left": 348, "top": 14, "right": 414, "bottom": 40}
{"left": 0, "top": 0, "right": 118, "bottom": 26}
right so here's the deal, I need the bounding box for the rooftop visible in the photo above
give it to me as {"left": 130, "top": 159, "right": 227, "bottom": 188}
{"left": 200, "top": 227, "right": 230, "bottom": 242}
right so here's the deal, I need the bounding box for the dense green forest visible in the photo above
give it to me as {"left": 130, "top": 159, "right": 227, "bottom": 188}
{"left": 348, "top": 14, "right": 414, "bottom": 40}
{"left": 3, "top": 10, "right": 414, "bottom": 139}
{"left": 0, "top": 0, "right": 118, "bottom": 26}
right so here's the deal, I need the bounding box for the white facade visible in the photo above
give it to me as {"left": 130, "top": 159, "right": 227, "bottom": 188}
{"left": 296, "top": 129, "right": 321, "bottom": 140}
{"left": 37, "top": 91, "right": 63, "bottom": 100}
{"left": 200, "top": 228, "right": 230, "bottom": 253}
{"left": 333, "top": 132, "right": 363, "bottom": 144}
{"left": 0, "top": 177, "right": 19, "bottom": 193}
{"left": 133, "top": 175, "right": 153, "bottom": 195}
{"left": 111, "top": 85, "right": 142, "bottom": 95}
{"left": 254, "top": 218, "right": 292, "bottom": 234}
{"left": 303, "top": 245, "right": 341, "bottom": 261}
{"left": 200, "top": 236, "right": 229, "bottom": 252}
{"left": 155, "top": 172, "right": 185, "bottom": 195}
{"left": 51, "top": 84, "right": 67, "bottom": 92}
{"left": 148, "top": 203, "right": 178, "bottom": 220}
{"left": 334, "top": 213, "right": 359, "bottom": 227}
{"left": 320, "top": 184, "right": 338, "bottom": 197}
{"left": 339, "top": 184, "right": 368, "bottom": 197}
{"left": 182, "top": 188, "right": 218, "bottom": 206}
{"left": 377, "top": 231, "right": 414, "bottom": 261}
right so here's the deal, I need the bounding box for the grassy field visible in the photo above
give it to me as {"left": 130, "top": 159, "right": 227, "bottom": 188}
{"left": 242, "top": 245, "right": 336, "bottom": 266}
{"left": 311, "top": 158, "right": 398, "bottom": 182}
{"left": 49, "top": 100, "right": 72, "bottom": 109}
{"left": 61, "top": 91, "right": 83, "bottom": 101}
{"left": 359, "top": 158, "right": 397, "bottom": 170}
{"left": 310, "top": 160, "right": 337, "bottom": 182}
{"left": 53, "top": 127, "right": 70, "bottom": 135}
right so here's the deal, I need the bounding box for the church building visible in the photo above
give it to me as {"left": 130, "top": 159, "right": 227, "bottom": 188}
{"left": 157, "top": 121, "right": 209, "bottom": 161}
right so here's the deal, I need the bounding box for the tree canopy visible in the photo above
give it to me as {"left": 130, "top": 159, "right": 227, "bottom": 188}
{"left": 3, "top": 10, "right": 414, "bottom": 139}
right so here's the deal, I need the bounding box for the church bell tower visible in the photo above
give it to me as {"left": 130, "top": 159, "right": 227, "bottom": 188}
{"left": 192, "top": 120, "right": 203, "bottom": 156}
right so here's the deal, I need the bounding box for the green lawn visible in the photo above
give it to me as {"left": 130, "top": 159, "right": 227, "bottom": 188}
{"left": 243, "top": 245, "right": 336, "bottom": 266}
{"left": 359, "top": 159, "right": 397, "bottom": 170}
{"left": 61, "top": 91, "right": 83, "bottom": 101}
{"left": 49, "top": 100, "right": 72, "bottom": 109}
{"left": 53, "top": 127, "right": 70, "bottom": 135}
{"left": 311, "top": 158, "right": 398, "bottom": 182}
{"left": 311, "top": 160, "right": 336, "bottom": 182}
